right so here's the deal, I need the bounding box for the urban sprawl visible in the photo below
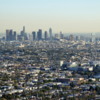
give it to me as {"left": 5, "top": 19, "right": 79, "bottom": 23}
{"left": 0, "top": 27, "right": 100, "bottom": 100}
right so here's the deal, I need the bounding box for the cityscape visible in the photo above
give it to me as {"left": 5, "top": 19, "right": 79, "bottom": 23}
{"left": 0, "top": 0, "right": 100, "bottom": 100}
{"left": 1, "top": 26, "right": 100, "bottom": 42}
{"left": 0, "top": 27, "right": 100, "bottom": 100}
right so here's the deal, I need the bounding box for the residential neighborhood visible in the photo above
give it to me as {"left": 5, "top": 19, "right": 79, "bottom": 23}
{"left": 0, "top": 39, "right": 100, "bottom": 100}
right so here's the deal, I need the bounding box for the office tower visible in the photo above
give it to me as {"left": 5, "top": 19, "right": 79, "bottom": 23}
{"left": 28, "top": 34, "right": 33, "bottom": 41}
{"left": 49, "top": 28, "right": 52, "bottom": 40}
{"left": 32, "top": 31, "right": 36, "bottom": 41}
{"left": 20, "top": 26, "right": 28, "bottom": 41}
{"left": 21, "top": 26, "right": 25, "bottom": 36}
{"left": 6, "top": 29, "right": 13, "bottom": 41}
{"left": 17, "top": 35, "right": 23, "bottom": 41}
{"left": 37, "top": 29, "right": 42, "bottom": 40}
{"left": 69, "top": 34, "right": 74, "bottom": 41}
{"left": 44, "top": 31, "right": 48, "bottom": 40}
{"left": 9, "top": 30, "right": 13, "bottom": 40}
{"left": 23, "top": 26, "right": 25, "bottom": 34}
{"left": 13, "top": 31, "right": 16, "bottom": 40}
{"left": 60, "top": 32, "right": 64, "bottom": 39}
{"left": 20, "top": 27, "right": 23, "bottom": 36}
{"left": 6, "top": 30, "right": 10, "bottom": 41}
{"left": 24, "top": 33, "right": 28, "bottom": 40}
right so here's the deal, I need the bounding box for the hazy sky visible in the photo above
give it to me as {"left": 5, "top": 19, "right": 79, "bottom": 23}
{"left": 0, "top": 0, "right": 100, "bottom": 33}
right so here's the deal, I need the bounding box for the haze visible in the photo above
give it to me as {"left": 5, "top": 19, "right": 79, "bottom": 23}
{"left": 0, "top": 0, "right": 100, "bottom": 33}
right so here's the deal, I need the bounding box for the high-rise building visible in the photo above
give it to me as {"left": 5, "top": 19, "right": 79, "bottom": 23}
{"left": 44, "top": 31, "right": 48, "bottom": 40}
{"left": 9, "top": 30, "right": 13, "bottom": 40}
{"left": 37, "top": 29, "right": 42, "bottom": 40}
{"left": 20, "top": 26, "right": 28, "bottom": 41}
{"left": 6, "top": 29, "right": 14, "bottom": 41}
{"left": 60, "top": 32, "right": 64, "bottom": 39}
{"left": 17, "top": 35, "right": 23, "bottom": 41}
{"left": 32, "top": 31, "right": 36, "bottom": 40}
{"left": 21, "top": 26, "right": 25, "bottom": 36}
{"left": 23, "top": 26, "right": 25, "bottom": 34}
{"left": 49, "top": 28, "right": 52, "bottom": 40}
{"left": 13, "top": 31, "right": 16, "bottom": 40}
{"left": 69, "top": 34, "right": 74, "bottom": 41}
{"left": 6, "top": 30, "right": 10, "bottom": 41}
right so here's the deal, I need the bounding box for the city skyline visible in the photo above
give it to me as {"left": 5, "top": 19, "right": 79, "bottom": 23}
{"left": 0, "top": 0, "right": 100, "bottom": 33}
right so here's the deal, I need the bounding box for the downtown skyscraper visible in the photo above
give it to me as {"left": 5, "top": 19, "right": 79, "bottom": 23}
{"left": 6, "top": 29, "right": 16, "bottom": 41}
{"left": 37, "top": 29, "right": 42, "bottom": 40}
{"left": 49, "top": 28, "right": 52, "bottom": 41}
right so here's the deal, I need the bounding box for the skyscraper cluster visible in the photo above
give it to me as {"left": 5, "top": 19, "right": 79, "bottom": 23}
{"left": 5, "top": 27, "right": 54, "bottom": 41}
{"left": 4, "top": 27, "right": 98, "bottom": 43}
{"left": 17, "top": 26, "right": 28, "bottom": 41}
{"left": 6, "top": 30, "right": 16, "bottom": 41}
{"left": 5, "top": 26, "right": 74, "bottom": 42}
{"left": 32, "top": 28, "right": 53, "bottom": 41}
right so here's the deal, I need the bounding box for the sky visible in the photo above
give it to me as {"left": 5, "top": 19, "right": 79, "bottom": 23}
{"left": 0, "top": 0, "right": 100, "bottom": 33}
